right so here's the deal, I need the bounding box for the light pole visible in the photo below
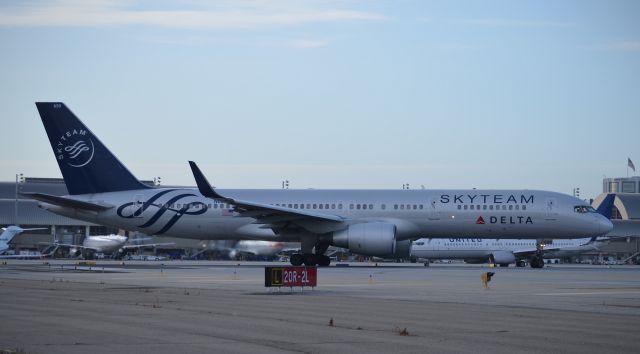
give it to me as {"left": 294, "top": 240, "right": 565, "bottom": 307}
{"left": 14, "top": 173, "right": 23, "bottom": 225}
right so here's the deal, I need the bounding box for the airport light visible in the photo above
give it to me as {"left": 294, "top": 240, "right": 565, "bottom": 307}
{"left": 154, "top": 176, "right": 162, "bottom": 186}
{"left": 282, "top": 180, "right": 289, "bottom": 189}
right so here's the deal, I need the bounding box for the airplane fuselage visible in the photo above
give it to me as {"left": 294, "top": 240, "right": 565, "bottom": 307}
{"left": 410, "top": 237, "right": 600, "bottom": 261}
{"left": 38, "top": 188, "right": 610, "bottom": 242}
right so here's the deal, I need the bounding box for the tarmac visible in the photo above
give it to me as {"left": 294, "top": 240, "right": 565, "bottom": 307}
{"left": 1, "top": 260, "right": 639, "bottom": 354}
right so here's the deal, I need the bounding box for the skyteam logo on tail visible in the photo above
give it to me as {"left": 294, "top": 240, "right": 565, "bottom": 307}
{"left": 55, "top": 129, "right": 95, "bottom": 167}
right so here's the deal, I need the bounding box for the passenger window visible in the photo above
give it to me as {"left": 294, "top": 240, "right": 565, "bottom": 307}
{"left": 464, "top": 205, "right": 468, "bottom": 210}
{"left": 313, "top": 204, "right": 317, "bottom": 209}
{"left": 400, "top": 205, "right": 405, "bottom": 210}
{"left": 349, "top": 204, "right": 354, "bottom": 210}
{"left": 331, "top": 204, "right": 335, "bottom": 209}
{"left": 382, "top": 204, "right": 386, "bottom": 210}
{"left": 413, "top": 205, "right": 417, "bottom": 210}
{"left": 294, "top": 204, "right": 298, "bottom": 209}
{"left": 470, "top": 205, "right": 474, "bottom": 210}
{"left": 457, "top": 205, "right": 462, "bottom": 210}
{"left": 509, "top": 205, "right": 513, "bottom": 210}
{"left": 483, "top": 205, "right": 487, "bottom": 210}
{"left": 419, "top": 205, "right": 423, "bottom": 210}
{"left": 319, "top": 204, "right": 323, "bottom": 209}
{"left": 502, "top": 205, "right": 507, "bottom": 210}
{"left": 325, "top": 204, "right": 329, "bottom": 209}
{"left": 357, "top": 204, "right": 361, "bottom": 210}
{"left": 515, "top": 205, "right": 519, "bottom": 210}
{"left": 300, "top": 204, "right": 304, "bottom": 209}
{"left": 489, "top": 205, "right": 493, "bottom": 210}
{"left": 338, "top": 204, "right": 343, "bottom": 209}
{"left": 522, "top": 205, "right": 526, "bottom": 211}
{"left": 307, "top": 204, "right": 311, "bottom": 209}
{"left": 394, "top": 204, "right": 398, "bottom": 210}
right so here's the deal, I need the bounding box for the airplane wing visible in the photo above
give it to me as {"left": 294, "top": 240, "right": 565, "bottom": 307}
{"left": 21, "top": 193, "right": 113, "bottom": 211}
{"left": 40, "top": 242, "right": 98, "bottom": 251}
{"left": 189, "top": 162, "right": 345, "bottom": 228}
{"left": 121, "top": 242, "right": 175, "bottom": 250}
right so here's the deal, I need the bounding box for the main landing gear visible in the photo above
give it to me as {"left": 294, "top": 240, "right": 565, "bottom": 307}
{"left": 290, "top": 253, "right": 331, "bottom": 267}
{"left": 530, "top": 253, "right": 545, "bottom": 268}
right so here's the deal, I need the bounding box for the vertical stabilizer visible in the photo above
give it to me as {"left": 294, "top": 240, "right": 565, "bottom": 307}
{"left": 35, "top": 102, "right": 150, "bottom": 195}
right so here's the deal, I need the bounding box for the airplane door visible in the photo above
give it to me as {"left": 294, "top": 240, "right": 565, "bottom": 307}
{"left": 545, "top": 198, "right": 558, "bottom": 220}
{"left": 133, "top": 194, "right": 144, "bottom": 218}
{"left": 427, "top": 197, "right": 441, "bottom": 220}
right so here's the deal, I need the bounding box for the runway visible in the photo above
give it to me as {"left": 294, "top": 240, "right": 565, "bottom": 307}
{"left": 1, "top": 261, "right": 639, "bottom": 353}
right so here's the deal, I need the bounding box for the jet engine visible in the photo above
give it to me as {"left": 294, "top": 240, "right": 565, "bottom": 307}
{"left": 489, "top": 250, "right": 516, "bottom": 266}
{"left": 332, "top": 222, "right": 407, "bottom": 258}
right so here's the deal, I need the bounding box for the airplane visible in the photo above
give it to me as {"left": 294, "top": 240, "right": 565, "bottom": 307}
{"left": 410, "top": 194, "right": 618, "bottom": 268}
{"left": 24, "top": 102, "right": 613, "bottom": 266}
{"left": 231, "top": 240, "right": 299, "bottom": 259}
{"left": 0, "top": 225, "right": 52, "bottom": 259}
{"left": 0, "top": 225, "right": 47, "bottom": 254}
{"left": 410, "top": 237, "right": 606, "bottom": 268}
{"left": 45, "top": 234, "right": 174, "bottom": 259}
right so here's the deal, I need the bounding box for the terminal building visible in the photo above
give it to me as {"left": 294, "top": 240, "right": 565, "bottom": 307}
{"left": 1, "top": 176, "right": 640, "bottom": 263}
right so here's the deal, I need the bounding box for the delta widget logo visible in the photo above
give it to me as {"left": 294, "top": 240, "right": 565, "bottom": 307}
{"left": 55, "top": 129, "right": 95, "bottom": 167}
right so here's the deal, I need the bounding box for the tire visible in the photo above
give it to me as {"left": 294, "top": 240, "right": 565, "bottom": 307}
{"left": 303, "top": 253, "right": 317, "bottom": 266}
{"left": 290, "top": 253, "right": 304, "bottom": 266}
{"left": 317, "top": 255, "right": 331, "bottom": 267}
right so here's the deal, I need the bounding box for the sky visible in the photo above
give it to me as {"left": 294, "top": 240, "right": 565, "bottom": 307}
{"left": 0, "top": 0, "right": 639, "bottom": 199}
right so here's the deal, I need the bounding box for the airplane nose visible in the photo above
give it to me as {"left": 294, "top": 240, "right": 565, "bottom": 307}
{"left": 598, "top": 217, "right": 613, "bottom": 235}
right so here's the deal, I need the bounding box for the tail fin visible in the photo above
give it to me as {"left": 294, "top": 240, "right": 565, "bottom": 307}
{"left": 35, "top": 102, "right": 150, "bottom": 195}
{"left": 595, "top": 193, "right": 615, "bottom": 219}
{"left": 0, "top": 226, "right": 44, "bottom": 243}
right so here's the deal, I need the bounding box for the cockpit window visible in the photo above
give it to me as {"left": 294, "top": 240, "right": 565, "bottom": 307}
{"left": 574, "top": 206, "right": 597, "bottom": 213}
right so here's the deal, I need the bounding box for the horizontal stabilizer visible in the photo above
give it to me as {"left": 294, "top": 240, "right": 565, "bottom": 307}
{"left": 21, "top": 192, "right": 113, "bottom": 211}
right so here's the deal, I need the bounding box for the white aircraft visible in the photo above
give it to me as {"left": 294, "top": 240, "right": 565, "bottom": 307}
{"left": 232, "top": 240, "right": 298, "bottom": 259}
{"left": 0, "top": 225, "right": 50, "bottom": 258}
{"left": 49, "top": 234, "right": 174, "bottom": 258}
{"left": 193, "top": 240, "right": 298, "bottom": 260}
{"left": 24, "top": 102, "right": 613, "bottom": 266}
{"left": 410, "top": 237, "right": 605, "bottom": 268}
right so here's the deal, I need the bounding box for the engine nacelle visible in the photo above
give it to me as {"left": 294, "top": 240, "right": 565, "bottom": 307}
{"left": 490, "top": 250, "right": 516, "bottom": 265}
{"left": 332, "top": 222, "right": 403, "bottom": 258}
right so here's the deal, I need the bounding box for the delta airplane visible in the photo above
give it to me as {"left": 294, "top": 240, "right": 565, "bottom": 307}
{"left": 410, "top": 237, "right": 605, "bottom": 268}
{"left": 25, "top": 102, "right": 613, "bottom": 266}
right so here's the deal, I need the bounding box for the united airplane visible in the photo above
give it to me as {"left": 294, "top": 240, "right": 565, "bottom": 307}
{"left": 25, "top": 102, "right": 613, "bottom": 266}
{"left": 410, "top": 237, "right": 605, "bottom": 268}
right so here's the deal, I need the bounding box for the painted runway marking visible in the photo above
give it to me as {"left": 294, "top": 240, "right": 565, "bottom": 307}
{"left": 536, "top": 291, "right": 640, "bottom": 296}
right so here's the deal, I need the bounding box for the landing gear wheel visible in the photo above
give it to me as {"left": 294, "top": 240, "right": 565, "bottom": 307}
{"left": 290, "top": 253, "right": 304, "bottom": 266}
{"left": 317, "top": 255, "right": 331, "bottom": 267}
{"left": 516, "top": 260, "right": 526, "bottom": 267}
{"left": 303, "top": 253, "right": 317, "bottom": 266}
{"left": 530, "top": 256, "right": 544, "bottom": 268}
